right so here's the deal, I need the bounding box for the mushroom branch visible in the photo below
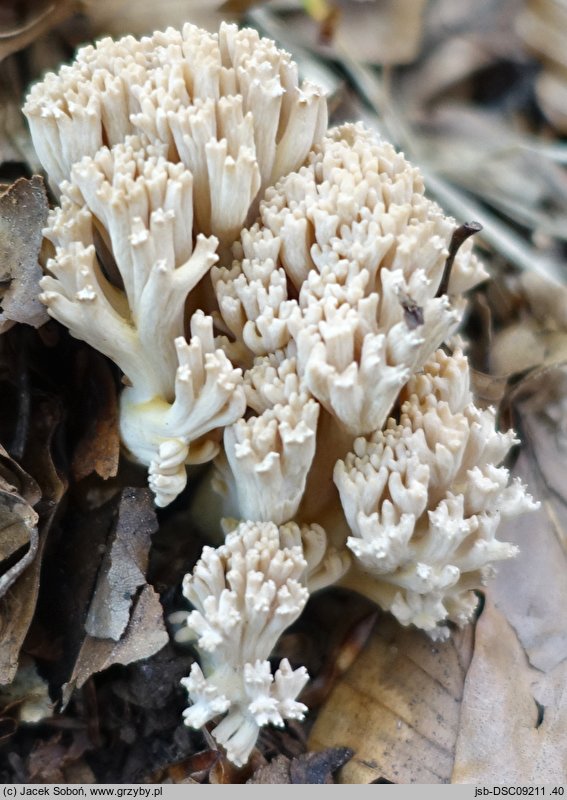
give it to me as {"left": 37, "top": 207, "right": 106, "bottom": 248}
{"left": 40, "top": 138, "right": 245, "bottom": 506}
{"left": 23, "top": 20, "right": 539, "bottom": 768}
{"left": 334, "top": 349, "right": 539, "bottom": 639}
{"left": 178, "top": 520, "right": 346, "bottom": 767}
{"left": 26, "top": 22, "right": 327, "bottom": 506}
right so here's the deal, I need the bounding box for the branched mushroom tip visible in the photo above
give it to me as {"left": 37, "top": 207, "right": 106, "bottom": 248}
{"left": 25, "top": 21, "right": 537, "bottom": 767}
{"left": 179, "top": 521, "right": 311, "bottom": 767}
{"left": 334, "top": 348, "right": 538, "bottom": 638}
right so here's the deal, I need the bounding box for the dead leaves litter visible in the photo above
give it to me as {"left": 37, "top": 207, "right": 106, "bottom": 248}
{"left": 308, "top": 615, "right": 474, "bottom": 783}
{"left": 0, "top": 444, "right": 40, "bottom": 601}
{"left": 0, "top": 177, "right": 48, "bottom": 333}
{"left": 59, "top": 489, "right": 167, "bottom": 704}
{"left": 452, "top": 598, "right": 567, "bottom": 784}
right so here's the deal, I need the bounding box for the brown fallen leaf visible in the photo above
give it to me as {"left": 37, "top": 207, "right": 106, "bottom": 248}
{"left": 0, "top": 176, "right": 48, "bottom": 333}
{"left": 248, "top": 747, "right": 353, "bottom": 784}
{"left": 0, "top": 489, "right": 38, "bottom": 594}
{"left": 27, "top": 728, "right": 94, "bottom": 783}
{"left": 63, "top": 583, "right": 168, "bottom": 704}
{"left": 452, "top": 596, "right": 567, "bottom": 784}
{"left": 52, "top": 489, "right": 166, "bottom": 705}
{"left": 308, "top": 614, "right": 474, "bottom": 783}
{"left": 0, "top": 396, "right": 64, "bottom": 685}
{"left": 0, "top": 444, "right": 40, "bottom": 599}
{"left": 247, "top": 754, "right": 291, "bottom": 784}
{"left": 85, "top": 488, "right": 157, "bottom": 640}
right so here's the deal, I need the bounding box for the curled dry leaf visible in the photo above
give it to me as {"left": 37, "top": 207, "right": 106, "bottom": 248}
{"left": 0, "top": 176, "right": 48, "bottom": 333}
{"left": 0, "top": 444, "right": 40, "bottom": 600}
{"left": 60, "top": 489, "right": 167, "bottom": 705}
{"left": 452, "top": 597, "right": 567, "bottom": 784}
{"left": 85, "top": 488, "right": 158, "bottom": 640}
{"left": 308, "top": 615, "right": 474, "bottom": 783}
{"left": 0, "top": 0, "right": 78, "bottom": 62}
{"left": 0, "top": 397, "right": 64, "bottom": 685}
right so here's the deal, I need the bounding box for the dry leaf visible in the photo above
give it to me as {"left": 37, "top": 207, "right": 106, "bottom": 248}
{"left": 0, "top": 444, "right": 40, "bottom": 600}
{"left": 278, "top": 0, "right": 427, "bottom": 65}
{"left": 452, "top": 597, "right": 567, "bottom": 783}
{"left": 55, "top": 489, "right": 166, "bottom": 704}
{"left": 0, "top": 490, "right": 38, "bottom": 596}
{"left": 63, "top": 584, "right": 168, "bottom": 703}
{"left": 85, "top": 488, "right": 158, "bottom": 640}
{"left": 0, "top": 0, "right": 77, "bottom": 62}
{"left": 71, "top": 350, "right": 120, "bottom": 481}
{"left": 82, "top": 0, "right": 234, "bottom": 37}
{"left": 248, "top": 748, "right": 353, "bottom": 784}
{"left": 247, "top": 754, "right": 290, "bottom": 784}
{"left": 308, "top": 615, "right": 474, "bottom": 783}
{"left": 0, "top": 176, "right": 48, "bottom": 333}
{"left": 491, "top": 371, "right": 567, "bottom": 672}
{"left": 27, "top": 729, "right": 93, "bottom": 783}
{"left": 0, "top": 397, "right": 64, "bottom": 685}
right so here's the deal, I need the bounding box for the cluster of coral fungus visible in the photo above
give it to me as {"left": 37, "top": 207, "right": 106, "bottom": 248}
{"left": 24, "top": 22, "right": 537, "bottom": 767}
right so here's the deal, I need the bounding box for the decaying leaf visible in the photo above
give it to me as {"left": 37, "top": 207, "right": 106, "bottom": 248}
{"left": 308, "top": 615, "right": 474, "bottom": 783}
{"left": 248, "top": 748, "right": 353, "bottom": 784}
{"left": 27, "top": 729, "right": 95, "bottom": 783}
{"left": 63, "top": 583, "right": 168, "bottom": 703}
{"left": 0, "top": 397, "right": 64, "bottom": 685}
{"left": 85, "top": 488, "right": 158, "bottom": 640}
{"left": 57, "top": 489, "right": 166, "bottom": 704}
{"left": 452, "top": 597, "right": 567, "bottom": 784}
{"left": 0, "top": 444, "right": 40, "bottom": 600}
{"left": 0, "top": 176, "right": 48, "bottom": 333}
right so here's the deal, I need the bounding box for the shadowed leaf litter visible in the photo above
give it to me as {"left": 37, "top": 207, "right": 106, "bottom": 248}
{"left": 1, "top": 0, "right": 567, "bottom": 784}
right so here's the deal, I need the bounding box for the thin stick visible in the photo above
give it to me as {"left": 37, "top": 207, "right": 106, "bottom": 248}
{"left": 436, "top": 221, "right": 483, "bottom": 297}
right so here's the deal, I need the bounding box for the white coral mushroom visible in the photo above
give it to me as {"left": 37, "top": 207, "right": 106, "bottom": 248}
{"left": 26, "top": 22, "right": 328, "bottom": 506}
{"left": 214, "top": 124, "right": 483, "bottom": 433}
{"left": 180, "top": 521, "right": 312, "bottom": 766}
{"left": 40, "top": 138, "right": 246, "bottom": 506}
{"left": 334, "top": 349, "right": 539, "bottom": 638}
{"left": 24, "top": 18, "right": 536, "bottom": 768}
